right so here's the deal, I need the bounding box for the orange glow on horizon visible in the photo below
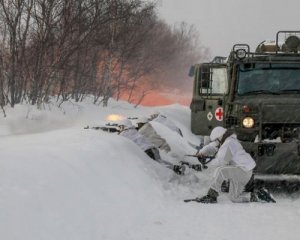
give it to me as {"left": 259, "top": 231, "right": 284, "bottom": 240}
{"left": 117, "top": 90, "right": 191, "bottom": 107}
{"left": 113, "top": 75, "right": 192, "bottom": 106}
{"left": 139, "top": 91, "right": 191, "bottom": 106}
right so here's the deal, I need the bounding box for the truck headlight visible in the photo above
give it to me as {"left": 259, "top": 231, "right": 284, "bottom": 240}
{"left": 235, "top": 49, "right": 247, "bottom": 59}
{"left": 242, "top": 117, "right": 255, "bottom": 128}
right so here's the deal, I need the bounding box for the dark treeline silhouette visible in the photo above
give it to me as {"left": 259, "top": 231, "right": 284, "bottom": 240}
{"left": 0, "top": 0, "right": 207, "bottom": 110}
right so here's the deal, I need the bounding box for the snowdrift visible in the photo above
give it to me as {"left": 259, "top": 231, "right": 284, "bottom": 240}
{"left": 0, "top": 99, "right": 299, "bottom": 240}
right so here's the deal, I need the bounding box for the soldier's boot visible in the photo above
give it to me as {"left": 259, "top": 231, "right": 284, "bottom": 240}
{"left": 197, "top": 188, "right": 218, "bottom": 203}
{"left": 256, "top": 187, "right": 276, "bottom": 203}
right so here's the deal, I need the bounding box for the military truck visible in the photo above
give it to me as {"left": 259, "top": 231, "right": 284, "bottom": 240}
{"left": 189, "top": 31, "right": 300, "bottom": 178}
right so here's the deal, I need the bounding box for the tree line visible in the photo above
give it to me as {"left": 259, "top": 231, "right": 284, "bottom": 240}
{"left": 0, "top": 0, "right": 207, "bottom": 111}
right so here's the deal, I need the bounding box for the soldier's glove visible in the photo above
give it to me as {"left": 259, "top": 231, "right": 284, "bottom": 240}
{"left": 180, "top": 161, "right": 191, "bottom": 166}
{"left": 173, "top": 165, "right": 185, "bottom": 175}
{"left": 191, "top": 164, "right": 202, "bottom": 171}
{"left": 197, "top": 156, "right": 206, "bottom": 165}
{"left": 196, "top": 156, "right": 210, "bottom": 169}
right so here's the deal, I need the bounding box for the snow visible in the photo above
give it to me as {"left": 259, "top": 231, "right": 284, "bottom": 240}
{"left": 0, "top": 98, "right": 300, "bottom": 240}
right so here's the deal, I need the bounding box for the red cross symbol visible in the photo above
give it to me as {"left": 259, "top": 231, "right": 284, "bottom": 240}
{"left": 215, "top": 107, "right": 224, "bottom": 121}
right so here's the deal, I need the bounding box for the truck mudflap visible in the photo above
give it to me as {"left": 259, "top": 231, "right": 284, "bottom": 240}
{"left": 241, "top": 141, "right": 300, "bottom": 175}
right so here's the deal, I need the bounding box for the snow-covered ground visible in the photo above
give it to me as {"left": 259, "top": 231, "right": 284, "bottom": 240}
{"left": 0, "top": 98, "right": 300, "bottom": 240}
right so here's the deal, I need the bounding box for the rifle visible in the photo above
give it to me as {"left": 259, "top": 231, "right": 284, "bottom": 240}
{"left": 84, "top": 123, "right": 120, "bottom": 133}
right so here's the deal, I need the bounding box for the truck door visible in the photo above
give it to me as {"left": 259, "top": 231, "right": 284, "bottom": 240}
{"left": 190, "top": 63, "right": 228, "bottom": 135}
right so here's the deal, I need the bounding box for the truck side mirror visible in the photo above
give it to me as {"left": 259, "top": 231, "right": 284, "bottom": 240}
{"left": 188, "top": 65, "right": 195, "bottom": 77}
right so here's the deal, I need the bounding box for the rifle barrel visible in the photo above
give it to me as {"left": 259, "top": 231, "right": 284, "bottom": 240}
{"left": 184, "top": 154, "right": 197, "bottom": 157}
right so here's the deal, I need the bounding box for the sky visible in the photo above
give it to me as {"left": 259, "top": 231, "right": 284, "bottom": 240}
{"left": 1, "top": 99, "right": 300, "bottom": 240}
{"left": 158, "top": 0, "right": 300, "bottom": 59}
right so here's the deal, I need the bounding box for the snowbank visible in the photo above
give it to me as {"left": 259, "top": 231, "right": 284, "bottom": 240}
{"left": 0, "top": 98, "right": 299, "bottom": 240}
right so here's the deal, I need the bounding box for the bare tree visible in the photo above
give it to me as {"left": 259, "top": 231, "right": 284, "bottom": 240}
{"left": 151, "top": 22, "right": 209, "bottom": 92}
{"left": 0, "top": 0, "right": 208, "bottom": 111}
{"left": 0, "top": 0, "right": 34, "bottom": 107}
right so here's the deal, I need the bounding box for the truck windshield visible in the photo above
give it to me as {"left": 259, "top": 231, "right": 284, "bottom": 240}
{"left": 237, "top": 63, "right": 300, "bottom": 95}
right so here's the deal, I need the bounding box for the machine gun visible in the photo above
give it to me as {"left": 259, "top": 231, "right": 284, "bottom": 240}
{"left": 84, "top": 123, "right": 120, "bottom": 133}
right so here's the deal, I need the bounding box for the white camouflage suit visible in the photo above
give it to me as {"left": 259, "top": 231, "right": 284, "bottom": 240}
{"left": 199, "top": 134, "right": 256, "bottom": 202}
{"left": 119, "top": 127, "right": 173, "bottom": 168}
{"left": 138, "top": 122, "right": 171, "bottom": 152}
{"left": 152, "top": 114, "right": 183, "bottom": 136}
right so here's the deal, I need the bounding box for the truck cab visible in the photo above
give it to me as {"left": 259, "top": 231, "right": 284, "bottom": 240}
{"left": 190, "top": 31, "right": 300, "bottom": 176}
